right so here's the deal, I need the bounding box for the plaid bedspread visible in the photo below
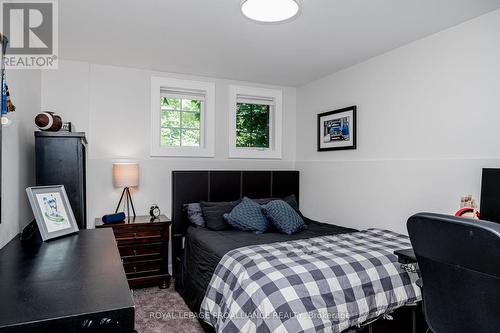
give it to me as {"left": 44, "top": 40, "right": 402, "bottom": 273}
{"left": 200, "top": 229, "right": 421, "bottom": 333}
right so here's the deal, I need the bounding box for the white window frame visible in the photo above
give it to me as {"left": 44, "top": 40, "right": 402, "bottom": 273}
{"left": 151, "top": 76, "right": 215, "bottom": 157}
{"left": 228, "top": 85, "right": 282, "bottom": 159}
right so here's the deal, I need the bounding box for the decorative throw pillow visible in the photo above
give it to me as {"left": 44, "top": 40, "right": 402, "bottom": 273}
{"left": 183, "top": 203, "right": 206, "bottom": 228}
{"left": 282, "top": 195, "right": 304, "bottom": 218}
{"left": 262, "top": 200, "right": 305, "bottom": 235}
{"left": 224, "top": 197, "right": 269, "bottom": 233}
{"left": 252, "top": 195, "right": 306, "bottom": 221}
{"left": 200, "top": 201, "right": 236, "bottom": 231}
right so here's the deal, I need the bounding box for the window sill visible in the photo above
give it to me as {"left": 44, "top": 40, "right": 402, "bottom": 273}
{"left": 151, "top": 146, "right": 214, "bottom": 158}
{"left": 228, "top": 148, "right": 282, "bottom": 159}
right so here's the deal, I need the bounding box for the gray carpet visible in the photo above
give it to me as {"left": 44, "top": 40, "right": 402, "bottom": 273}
{"left": 133, "top": 287, "right": 205, "bottom": 333}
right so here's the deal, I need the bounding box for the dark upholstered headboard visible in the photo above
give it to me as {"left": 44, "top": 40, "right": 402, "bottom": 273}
{"left": 171, "top": 170, "right": 299, "bottom": 280}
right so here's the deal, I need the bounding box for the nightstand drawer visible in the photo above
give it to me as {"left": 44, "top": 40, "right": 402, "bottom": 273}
{"left": 113, "top": 225, "right": 165, "bottom": 239}
{"left": 124, "top": 259, "right": 163, "bottom": 276}
{"left": 119, "top": 243, "right": 163, "bottom": 261}
{"left": 115, "top": 235, "right": 163, "bottom": 246}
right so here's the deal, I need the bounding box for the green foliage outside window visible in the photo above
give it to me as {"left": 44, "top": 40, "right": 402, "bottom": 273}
{"left": 236, "top": 103, "right": 270, "bottom": 148}
{"left": 161, "top": 97, "right": 201, "bottom": 147}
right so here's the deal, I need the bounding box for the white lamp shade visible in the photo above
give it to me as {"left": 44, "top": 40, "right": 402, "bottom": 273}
{"left": 113, "top": 163, "right": 139, "bottom": 188}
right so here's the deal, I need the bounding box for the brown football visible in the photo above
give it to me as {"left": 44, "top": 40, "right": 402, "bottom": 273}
{"left": 35, "top": 112, "right": 63, "bottom": 131}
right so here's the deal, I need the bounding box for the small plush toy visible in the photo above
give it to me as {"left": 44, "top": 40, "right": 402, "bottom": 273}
{"left": 455, "top": 195, "right": 480, "bottom": 219}
{"left": 6, "top": 84, "right": 15, "bottom": 112}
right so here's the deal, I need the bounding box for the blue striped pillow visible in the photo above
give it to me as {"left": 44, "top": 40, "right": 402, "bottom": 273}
{"left": 224, "top": 197, "right": 269, "bottom": 233}
{"left": 262, "top": 200, "right": 305, "bottom": 235}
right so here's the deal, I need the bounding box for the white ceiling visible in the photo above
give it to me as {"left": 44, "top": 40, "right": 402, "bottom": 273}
{"left": 59, "top": 0, "right": 500, "bottom": 86}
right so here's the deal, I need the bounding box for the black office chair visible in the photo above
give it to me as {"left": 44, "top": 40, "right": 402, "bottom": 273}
{"left": 407, "top": 213, "right": 500, "bottom": 333}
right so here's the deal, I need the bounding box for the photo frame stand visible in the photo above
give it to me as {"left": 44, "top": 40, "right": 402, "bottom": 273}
{"left": 20, "top": 220, "right": 41, "bottom": 242}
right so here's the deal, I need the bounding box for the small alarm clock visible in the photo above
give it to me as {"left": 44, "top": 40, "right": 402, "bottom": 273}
{"left": 150, "top": 204, "right": 161, "bottom": 218}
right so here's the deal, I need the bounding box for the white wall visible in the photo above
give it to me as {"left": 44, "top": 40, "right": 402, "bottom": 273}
{"left": 296, "top": 9, "right": 500, "bottom": 234}
{"left": 41, "top": 61, "right": 297, "bottom": 228}
{"left": 0, "top": 70, "right": 41, "bottom": 248}
{"left": 40, "top": 9, "right": 500, "bottom": 236}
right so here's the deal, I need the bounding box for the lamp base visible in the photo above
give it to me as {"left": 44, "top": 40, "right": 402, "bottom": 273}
{"left": 115, "top": 187, "right": 136, "bottom": 219}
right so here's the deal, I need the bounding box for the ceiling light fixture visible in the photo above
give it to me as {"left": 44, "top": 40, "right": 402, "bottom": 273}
{"left": 241, "top": 0, "right": 300, "bottom": 24}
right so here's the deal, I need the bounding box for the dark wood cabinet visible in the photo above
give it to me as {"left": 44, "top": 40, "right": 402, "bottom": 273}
{"left": 35, "top": 131, "right": 87, "bottom": 229}
{"left": 96, "top": 215, "right": 171, "bottom": 289}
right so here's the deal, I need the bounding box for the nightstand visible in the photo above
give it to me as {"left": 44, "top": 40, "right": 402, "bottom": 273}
{"left": 95, "top": 215, "right": 171, "bottom": 289}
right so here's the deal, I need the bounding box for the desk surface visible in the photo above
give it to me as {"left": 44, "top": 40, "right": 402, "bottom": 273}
{"left": 0, "top": 229, "right": 134, "bottom": 329}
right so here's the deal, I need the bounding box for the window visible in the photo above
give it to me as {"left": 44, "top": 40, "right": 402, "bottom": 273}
{"left": 236, "top": 101, "right": 270, "bottom": 148}
{"left": 229, "top": 85, "right": 282, "bottom": 159}
{"left": 151, "top": 77, "right": 215, "bottom": 157}
{"left": 160, "top": 94, "right": 202, "bottom": 147}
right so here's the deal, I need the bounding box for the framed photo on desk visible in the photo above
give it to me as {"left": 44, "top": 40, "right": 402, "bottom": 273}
{"left": 26, "top": 185, "right": 79, "bottom": 241}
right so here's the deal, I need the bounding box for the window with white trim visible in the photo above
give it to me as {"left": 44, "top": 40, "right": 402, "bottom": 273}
{"left": 151, "top": 77, "right": 215, "bottom": 157}
{"left": 229, "top": 85, "right": 282, "bottom": 159}
{"left": 160, "top": 90, "right": 203, "bottom": 147}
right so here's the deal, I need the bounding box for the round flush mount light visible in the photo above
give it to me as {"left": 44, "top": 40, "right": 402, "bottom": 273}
{"left": 241, "top": 0, "right": 300, "bottom": 24}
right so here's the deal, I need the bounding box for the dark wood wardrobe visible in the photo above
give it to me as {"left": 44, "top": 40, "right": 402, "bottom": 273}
{"left": 35, "top": 131, "right": 87, "bottom": 229}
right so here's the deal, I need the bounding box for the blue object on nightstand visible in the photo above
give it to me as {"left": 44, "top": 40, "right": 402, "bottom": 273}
{"left": 102, "top": 212, "right": 126, "bottom": 224}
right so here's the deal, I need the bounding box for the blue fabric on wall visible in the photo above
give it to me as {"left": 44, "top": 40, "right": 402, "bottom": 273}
{"left": 224, "top": 197, "right": 269, "bottom": 233}
{"left": 262, "top": 200, "right": 305, "bottom": 235}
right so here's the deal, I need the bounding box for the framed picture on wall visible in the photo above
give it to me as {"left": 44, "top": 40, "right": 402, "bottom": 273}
{"left": 26, "top": 185, "right": 79, "bottom": 241}
{"left": 317, "top": 106, "right": 357, "bottom": 151}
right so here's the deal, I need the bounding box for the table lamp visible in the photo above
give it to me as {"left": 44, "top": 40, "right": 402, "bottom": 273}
{"left": 113, "top": 162, "right": 139, "bottom": 218}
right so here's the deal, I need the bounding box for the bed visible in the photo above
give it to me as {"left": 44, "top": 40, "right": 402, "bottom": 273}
{"left": 181, "top": 218, "right": 356, "bottom": 314}
{"left": 172, "top": 171, "right": 351, "bottom": 309}
{"left": 172, "top": 171, "right": 421, "bottom": 332}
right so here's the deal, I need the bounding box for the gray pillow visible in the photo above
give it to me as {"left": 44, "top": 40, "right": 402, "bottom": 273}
{"left": 200, "top": 201, "right": 237, "bottom": 231}
{"left": 282, "top": 194, "right": 305, "bottom": 219}
{"left": 183, "top": 203, "right": 206, "bottom": 227}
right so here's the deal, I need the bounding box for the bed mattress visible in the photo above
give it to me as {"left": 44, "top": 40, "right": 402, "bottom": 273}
{"left": 178, "top": 218, "right": 357, "bottom": 313}
{"left": 201, "top": 228, "right": 422, "bottom": 332}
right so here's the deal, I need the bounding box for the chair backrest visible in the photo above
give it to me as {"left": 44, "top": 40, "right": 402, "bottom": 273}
{"left": 407, "top": 213, "right": 500, "bottom": 333}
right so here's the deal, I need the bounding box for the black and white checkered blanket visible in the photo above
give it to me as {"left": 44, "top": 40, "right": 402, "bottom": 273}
{"left": 200, "top": 229, "right": 421, "bottom": 333}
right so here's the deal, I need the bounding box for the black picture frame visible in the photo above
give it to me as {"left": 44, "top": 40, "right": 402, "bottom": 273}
{"left": 317, "top": 106, "right": 357, "bottom": 152}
